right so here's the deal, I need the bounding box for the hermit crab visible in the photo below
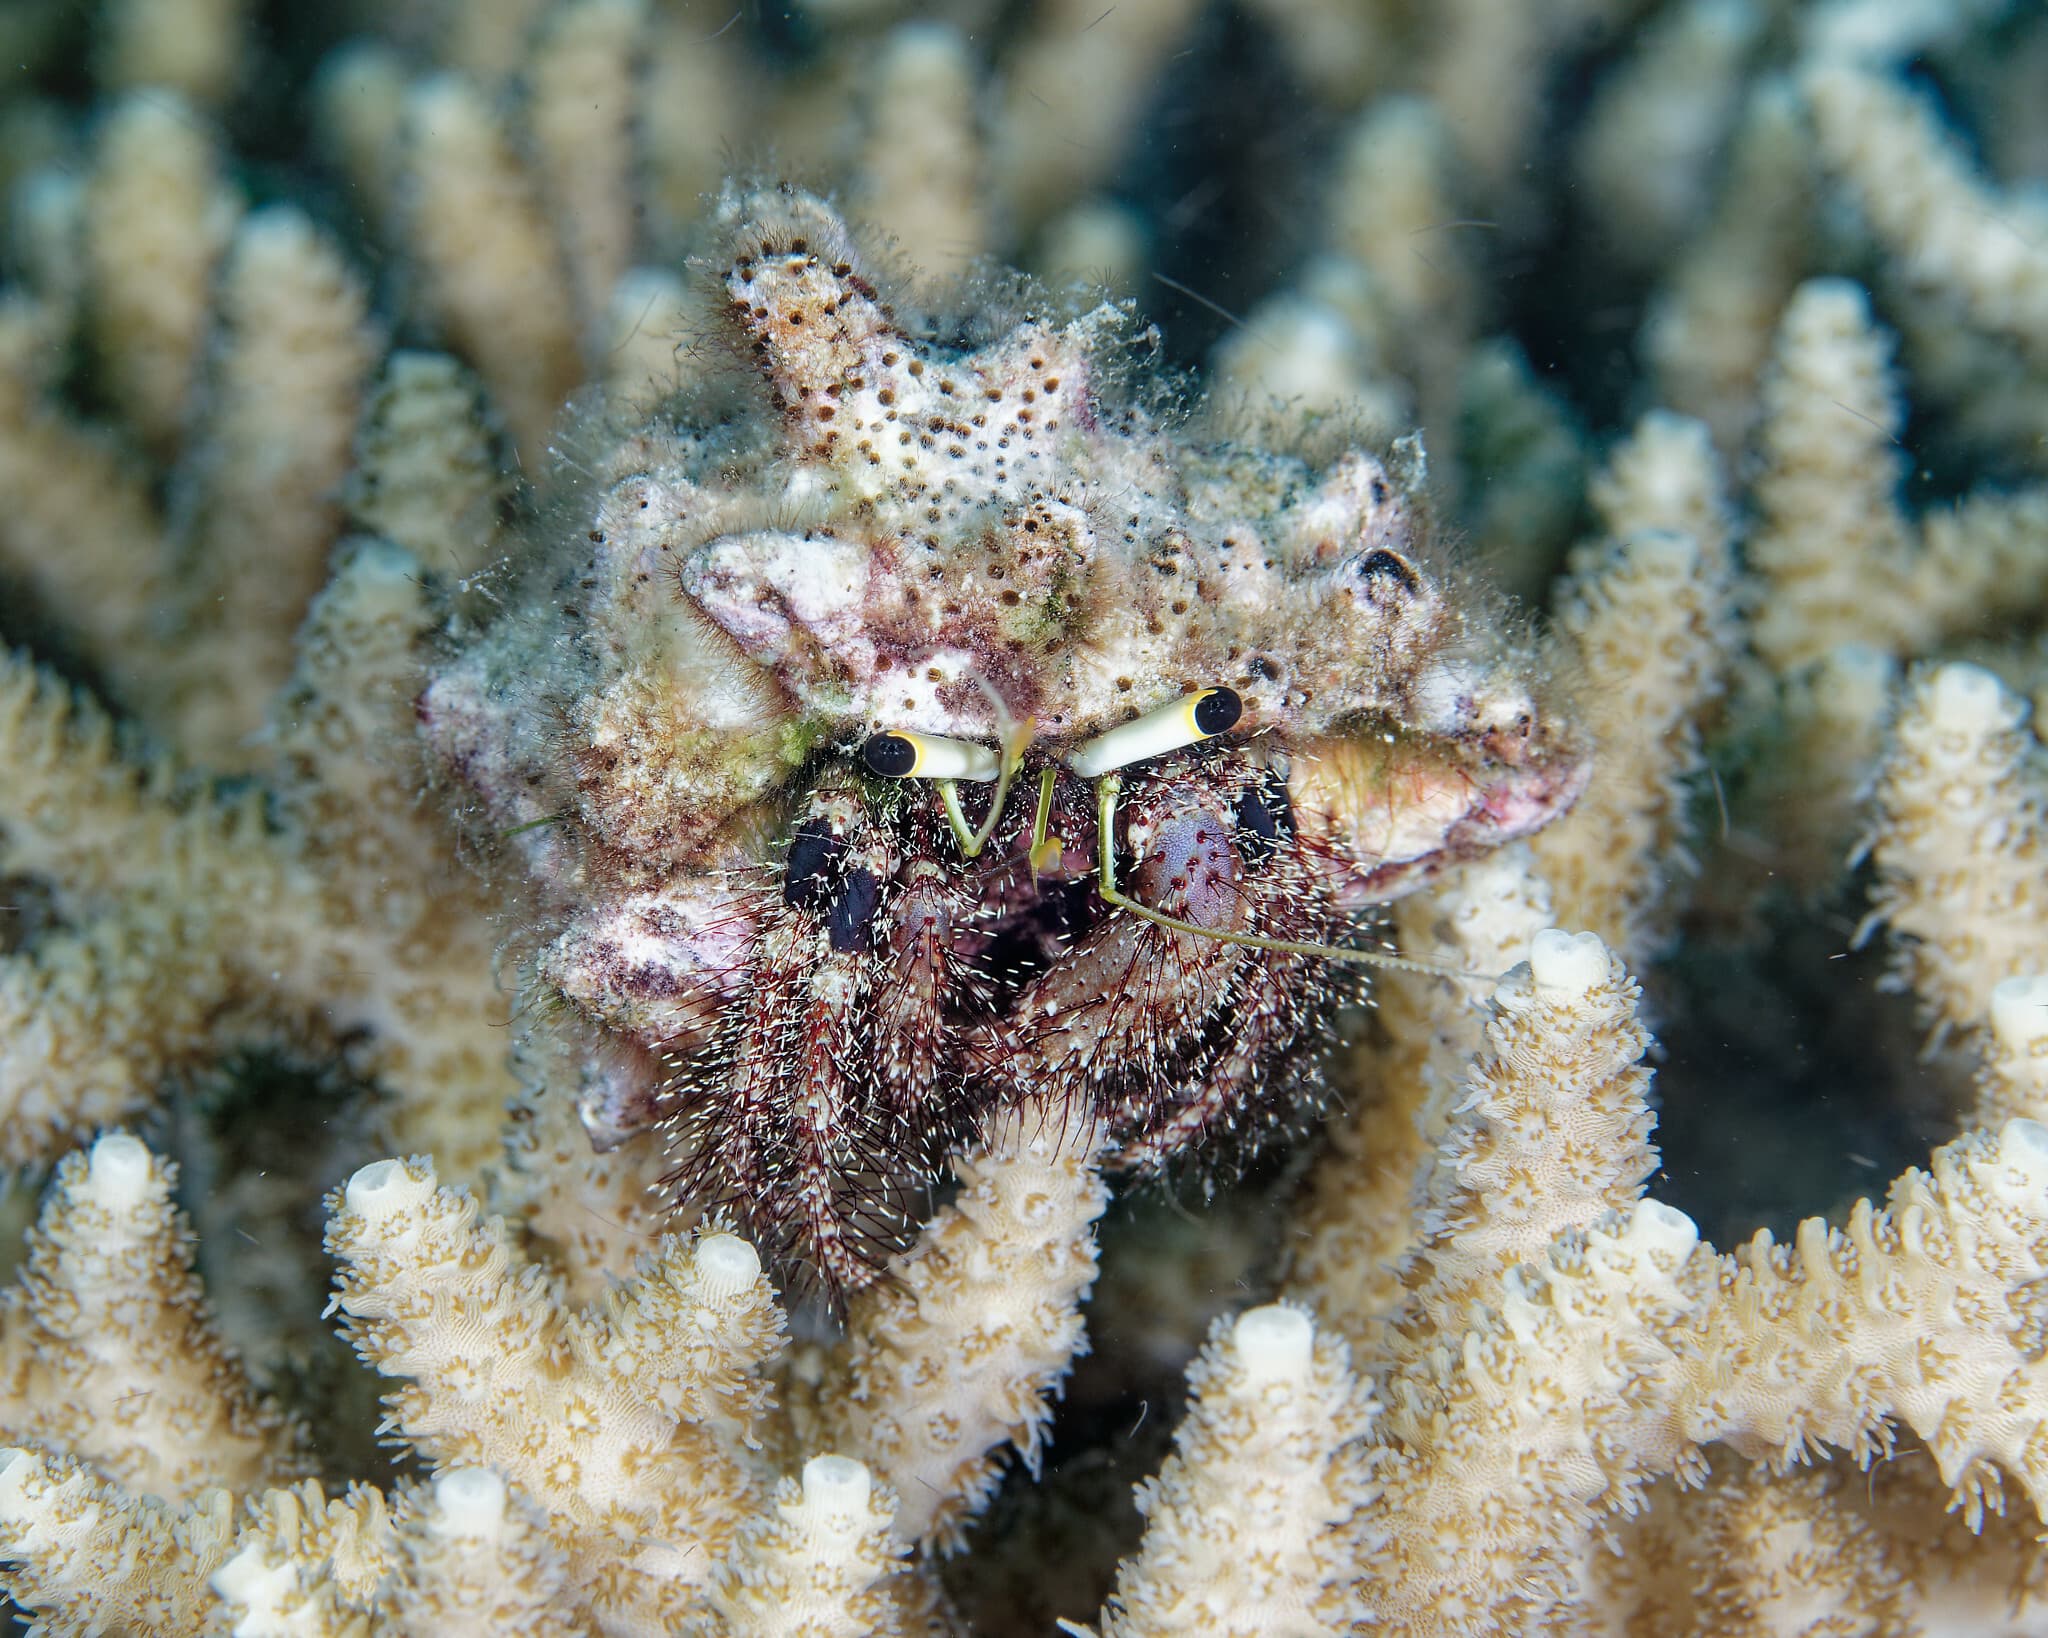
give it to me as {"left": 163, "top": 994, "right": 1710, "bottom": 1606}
{"left": 420, "top": 184, "right": 1587, "bottom": 1295}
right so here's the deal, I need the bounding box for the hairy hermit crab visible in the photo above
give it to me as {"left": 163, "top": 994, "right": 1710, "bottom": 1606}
{"left": 420, "top": 185, "right": 1587, "bottom": 1295}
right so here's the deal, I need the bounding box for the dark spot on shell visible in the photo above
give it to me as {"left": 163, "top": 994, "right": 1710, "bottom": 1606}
{"left": 1355, "top": 548, "right": 1421, "bottom": 598}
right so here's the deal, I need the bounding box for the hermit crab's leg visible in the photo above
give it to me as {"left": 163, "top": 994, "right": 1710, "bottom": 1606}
{"left": 1111, "top": 880, "right": 1333, "bottom": 1171}
{"left": 870, "top": 830, "right": 982, "bottom": 1167}
{"left": 984, "top": 777, "right": 1247, "bottom": 1119}
{"left": 783, "top": 938, "right": 895, "bottom": 1295}
{"left": 663, "top": 788, "right": 903, "bottom": 1297}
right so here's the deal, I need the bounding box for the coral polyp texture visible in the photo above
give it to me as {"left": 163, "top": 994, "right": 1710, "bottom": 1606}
{"left": 421, "top": 185, "right": 1586, "bottom": 1292}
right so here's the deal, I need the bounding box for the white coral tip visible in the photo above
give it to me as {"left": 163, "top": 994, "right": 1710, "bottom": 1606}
{"left": 801, "top": 1454, "right": 872, "bottom": 1517}
{"left": 344, "top": 1157, "right": 434, "bottom": 1219}
{"left": 1232, "top": 1303, "right": 1315, "bottom": 1382}
{"left": 695, "top": 1232, "right": 761, "bottom": 1297}
{"left": 1991, "top": 975, "right": 2048, "bottom": 1052}
{"left": 430, "top": 1467, "right": 509, "bottom": 1539}
{"left": 1925, "top": 663, "right": 2017, "bottom": 736}
{"left": 1623, "top": 1200, "right": 1700, "bottom": 1260}
{"left": 84, "top": 1131, "right": 156, "bottom": 1209}
{"left": 1996, "top": 1120, "right": 2048, "bottom": 1190}
{"left": 1528, "top": 929, "right": 1609, "bottom": 997}
{"left": 211, "top": 1543, "right": 294, "bottom": 1608}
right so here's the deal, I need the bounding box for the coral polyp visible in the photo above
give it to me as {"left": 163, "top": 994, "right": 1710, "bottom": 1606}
{"left": 420, "top": 184, "right": 1588, "bottom": 1295}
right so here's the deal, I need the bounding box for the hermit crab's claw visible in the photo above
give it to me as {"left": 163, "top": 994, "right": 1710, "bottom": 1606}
{"left": 1288, "top": 667, "right": 1590, "bottom": 908}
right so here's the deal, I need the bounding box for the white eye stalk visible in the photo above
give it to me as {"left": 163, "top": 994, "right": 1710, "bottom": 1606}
{"left": 862, "top": 719, "right": 1033, "bottom": 860}
{"left": 861, "top": 730, "right": 1001, "bottom": 782}
{"left": 1065, "top": 687, "right": 1243, "bottom": 778}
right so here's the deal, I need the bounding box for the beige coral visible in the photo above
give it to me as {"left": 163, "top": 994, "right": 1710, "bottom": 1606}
{"left": 1096, "top": 1305, "right": 1369, "bottom": 1638}
{"left": 822, "top": 1097, "right": 1110, "bottom": 1549}
{"left": 0, "top": 542, "right": 515, "bottom": 1178}
{"left": 11, "top": 8, "right": 2048, "bottom": 1632}
{"left": 1860, "top": 662, "right": 2048, "bottom": 1049}
{"left": 325, "top": 1154, "right": 781, "bottom": 1633}
{"left": 1530, "top": 414, "right": 1738, "bottom": 964}
{"left": 0, "top": 1133, "right": 307, "bottom": 1502}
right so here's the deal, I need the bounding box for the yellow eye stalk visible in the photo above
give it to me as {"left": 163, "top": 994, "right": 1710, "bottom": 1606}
{"left": 1065, "top": 687, "right": 1243, "bottom": 778}
{"left": 861, "top": 730, "right": 1001, "bottom": 783}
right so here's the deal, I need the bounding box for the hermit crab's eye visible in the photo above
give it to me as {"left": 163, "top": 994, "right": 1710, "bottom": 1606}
{"left": 860, "top": 730, "right": 1001, "bottom": 782}
{"left": 1065, "top": 687, "right": 1243, "bottom": 778}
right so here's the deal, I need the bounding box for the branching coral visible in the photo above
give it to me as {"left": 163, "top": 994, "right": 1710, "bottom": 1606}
{"left": 0, "top": 542, "right": 512, "bottom": 1177}
{"left": 0, "top": 1114, "right": 1108, "bottom": 1634}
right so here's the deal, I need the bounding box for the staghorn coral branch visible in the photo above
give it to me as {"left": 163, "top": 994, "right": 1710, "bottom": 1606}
{"left": 708, "top": 1455, "right": 915, "bottom": 1638}
{"left": 1807, "top": 61, "right": 2048, "bottom": 362}
{"left": 0, "top": 1448, "right": 240, "bottom": 1638}
{"left": 161, "top": 205, "right": 378, "bottom": 765}
{"left": 379, "top": 1469, "right": 577, "bottom": 1636}
{"left": 1531, "top": 413, "right": 1738, "bottom": 965}
{"left": 1860, "top": 662, "right": 2048, "bottom": 1049}
{"left": 823, "top": 1095, "right": 1110, "bottom": 1550}
{"left": 0, "top": 541, "right": 515, "bottom": 1177}
{"left": 324, "top": 1153, "right": 783, "bottom": 1632}
{"left": 1286, "top": 848, "right": 1558, "bottom": 1346}
{"left": 1096, "top": 1305, "right": 1371, "bottom": 1638}
{"left": 1672, "top": 1120, "right": 2048, "bottom": 1529}
{"left": 0, "top": 1133, "right": 309, "bottom": 1503}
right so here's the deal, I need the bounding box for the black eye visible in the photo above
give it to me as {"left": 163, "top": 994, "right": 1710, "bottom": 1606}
{"left": 1193, "top": 687, "right": 1242, "bottom": 737}
{"left": 862, "top": 733, "right": 919, "bottom": 777}
{"left": 1353, "top": 549, "right": 1420, "bottom": 600}
{"left": 784, "top": 818, "right": 846, "bottom": 909}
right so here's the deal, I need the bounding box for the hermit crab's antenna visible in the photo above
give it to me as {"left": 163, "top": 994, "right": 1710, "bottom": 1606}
{"left": 1089, "top": 774, "right": 1498, "bottom": 982}
{"left": 860, "top": 680, "right": 1033, "bottom": 858}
